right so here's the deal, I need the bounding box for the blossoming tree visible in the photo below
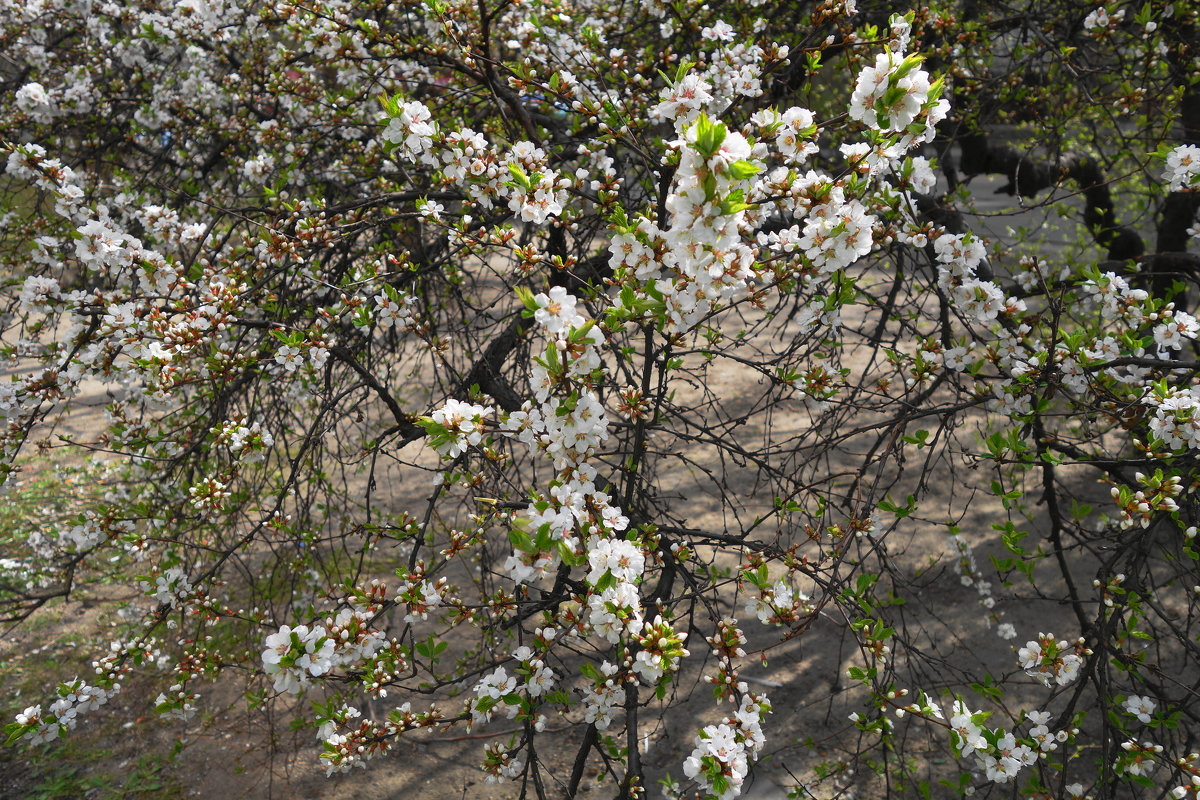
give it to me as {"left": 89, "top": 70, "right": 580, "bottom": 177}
{"left": 1, "top": 0, "right": 1198, "bottom": 798}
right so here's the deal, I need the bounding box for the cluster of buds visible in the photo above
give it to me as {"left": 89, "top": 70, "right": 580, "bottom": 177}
{"left": 482, "top": 740, "right": 524, "bottom": 784}
{"left": 93, "top": 636, "right": 158, "bottom": 684}
{"left": 631, "top": 615, "right": 690, "bottom": 684}
{"left": 891, "top": 690, "right": 944, "bottom": 721}
{"left": 188, "top": 475, "right": 232, "bottom": 518}
{"left": 1110, "top": 471, "right": 1183, "bottom": 530}
{"left": 1171, "top": 752, "right": 1200, "bottom": 799}
{"left": 616, "top": 385, "right": 652, "bottom": 420}
{"left": 319, "top": 703, "right": 444, "bottom": 775}
{"left": 153, "top": 682, "right": 200, "bottom": 721}
{"left": 1093, "top": 573, "right": 1129, "bottom": 610}
{"left": 323, "top": 609, "right": 387, "bottom": 657}
{"left": 1118, "top": 739, "right": 1164, "bottom": 778}
{"left": 440, "top": 524, "right": 485, "bottom": 558}
{"left": 884, "top": 687, "right": 911, "bottom": 709}
{"left": 704, "top": 618, "right": 748, "bottom": 701}
{"left": 349, "top": 578, "right": 389, "bottom": 614}
{"left": 394, "top": 564, "right": 449, "bottom": 624}
{"left": 212, "top": 418, "right": 274, "bottom": 461}
{"left": 864, "top": 631, "right": 892, "bottom": 663}
{"left": 361, "top": 641, "right": 409, "bottom": 698}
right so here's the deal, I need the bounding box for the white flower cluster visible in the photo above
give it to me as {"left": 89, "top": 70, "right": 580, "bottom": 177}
{"left": 752, "top": 106, "right": 819, "bottom": 165}
{"left": 512, "top": 645, "right": 555, "bottom": 697}
{"left": 848, "top": 49, "right": 947, "bottom": 141}
{"left": 395, "top": 573, "right": 444, "bottom": 624}
{"left": 505, "top": 146, "right": 569, "bottom": 224}
{"left": 18, "top": 275, "right": 60, "bottom": 311}
{"left": 841, "top": 139, "right": 904, "bottom": 177}
{"left": 61, "top": 512, "right": 105, "bottom": 551}
{"left": 581, "top": 660, "right": 625, "bottom": 730}
{"left": 1119, "top": 739, "right": 1163, "bottom": 777}
{"left": 682, "top": 695, "right": 771, "bottom": 800}
{"left": 0, "top": 144, "right": 224, "bottom": 434}
{"left": 428, "top": 398, "right": 493, "bottom": 458}
{"left": 607, "top": 219, "right": 661, "bottom": 279}
{"left": 6, "top": 144, "right": 90, "bottom": 225}
{"left": 657, "top": 116, "right": 760, "bottom": 330}
{"left": 1153, "top": 305, "right": 1199, "bottom": 351}
{"left": 465, "top": 645, "right": 557, "bottom": 732}
{"left": 1145, "top": 387, "right": 1200, "bottom": 451}
{"left": 947, "top": 700, "right": 1069, "bottom": 784}
{"left": 1163, "top": 145, "right": 1200, "bottom": 192}
{"left": 1084, "top": 7, "right": 1125, "bottom": 32}
{"left": 469, "top": 666, "right": 519, "bottom": 727}
{"left": 153, "top": 683, "right": 200, "bottom": 721}
{"left": 588, "top": 579, "right": 644, "bottom": 644}
{"left": 274, "top": 344, "right": 304, "bottom": 372}
{"left": 650, "top": 70, "right": 717, "bottom": 130}
{"left": 744, "top": 578, "right": 810, "bottom": 625}
{"left": 15, "top": 82, "right": 58, "bottom": 123}
{"left": 75, "top": 216, "right": 164, "bottom": 275}
{"left": 649, "top": 27, "right": 781, "bottom": 134}
{"left": 315, "top": 706, "right": 375, "bottom": 775}
{"left": 1124, "top": 694, "right": 1157, "bottom": 724}
{"left": 316, "top": 704, "right": 361, "bottom": 748}
{"left": 704, "top": 41, "right": 770, "bottom": 110}
{"left": 260, "top": 611, "right": 386, "bottom": 694}
{"left": 585, "top": 536, "right": 645, "bottom": 585}
{"left": 14, "top": 679, "right": 119, "bottom": 745}
{"left": 241, "top": 152, "right": 274, "bottom": 184}
{"left": 381, "top": 100, "right": 437, "bottom": 160}
{"left": 502, "top": 473, "right": 625, "bottom": 584}
{"left": 532, "top": 286, "right": 584, "bottom": 334}
{"left": 933, "top": 232, "right": 1008, "bottom": 326}
{"left": 15, "top": 73, "right": 95, "bottom": 122}
{"left": 796, "top": 194, "right": 876, "bottom": 274}
{"left": 382, "top": 102, "right": 567, "bottom": 222}
{"left": 482, "top": 740, "right": 524, "bottom": 784}
{"left": 214, "top": 419, "right": 274, "bottom": 462}
{"left": 527, "top": 336, "right": 605, "bottom": 412}
{"left": 1017, "top": 632, "right": 1090, "bottom": 687}
{"left": 262, "top": 624, "right": 335, "bottom": 693}
{"left": 1082, "top": 271, "right": 1149, "bottom": 322}
{"left": 499, "top": 290, "right": 630, "bottom": 587}
{"left": 0, "top": 557, "right": 34, "bottom": 590}
{"left": 890, "top": 153, "right": 938, "bottom": 193}
{"left": 141, "top": 565, "right": 194, "bottom": 607}
{"left": 374, "top": 286, "right": 416, "bottom": 329}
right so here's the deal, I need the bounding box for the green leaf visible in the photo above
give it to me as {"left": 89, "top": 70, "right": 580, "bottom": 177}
{"left": 727, "top": 160, "right": 761, "bottom": 180}
{"left": 719, "top": 189, "right": 752, "bottom": 215}
{"left": 594, "top": 569, "right": 617, "bottom": 591}
{"left": 507, "top": 527, "right": 535, "bottom": 552}
{"left": 691, "top": 113, "right": 727, "bottom": 159}
{"left": 506, "top": 163, "right": 531, "bottom": 190}
{"left": 515, "top": 285, "right": 539, "bottom": 313}
{"left": 890, "top": 53, "right": 925, "bottom": 83}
